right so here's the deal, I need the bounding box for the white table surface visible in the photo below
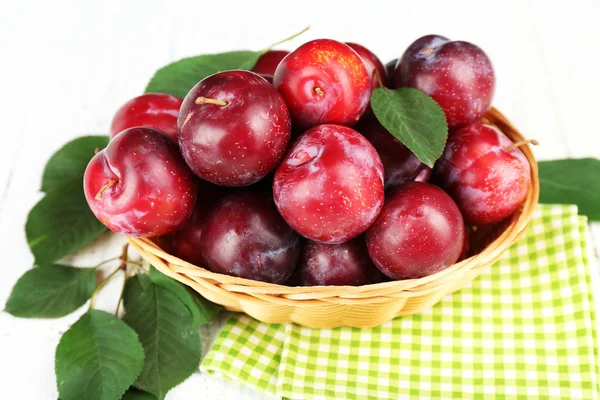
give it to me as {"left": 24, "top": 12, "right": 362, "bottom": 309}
{"left": 1, "top": 0, "right": 599, "bottom": 399}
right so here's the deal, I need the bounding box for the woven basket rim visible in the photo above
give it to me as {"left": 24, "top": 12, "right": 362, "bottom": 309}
{"left": 128, "top": 106, "right": 539, "bottom": 299}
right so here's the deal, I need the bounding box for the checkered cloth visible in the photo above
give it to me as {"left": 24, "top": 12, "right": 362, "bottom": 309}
{"left": 201, "top": 205, "right": 599, "bottom": 399}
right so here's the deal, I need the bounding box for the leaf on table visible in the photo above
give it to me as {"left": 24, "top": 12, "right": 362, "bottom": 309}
{"left": 26, "top": 181, "right": 107, "bottom": 264}
{"left": 4, "top": 264, "right": 96, "bottom": 318}
{"left": 123, "top": 274, "right": 201, "bottom": 400}
{"left": 538, "top": 158, "right": 600, "bottom": 221}
{"left": 144, "top": 51, "right": 262, "bottom": 98}
{"left": 55, "top": 310, "right": 144, "bottom": 400}
{"left": 371, "top": 87, "right": 448, "bottom": 168}
{"left": 149, "top": 266, "right": 222, "bottom": 328}
{"left": 41, "top": 135, "right": 109, "bottom": 192}
{"left": 121, "top": 388, "right": 158, "bottom": 400}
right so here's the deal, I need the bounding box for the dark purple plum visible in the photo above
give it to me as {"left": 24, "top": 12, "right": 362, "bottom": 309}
{"left": 157, "top": 181, "right": 226, "bottom": 266}
{"left": 298, "top": 237, "right": 384, "bottom": 286}
{"left": 385, "top": 59, "right": 397, "bottom": 87}
{"left": 393, "top": 35, "right": 495, "bottom": 128}
{"left": 200, "top": 192, "right": 299, "bottom": 283}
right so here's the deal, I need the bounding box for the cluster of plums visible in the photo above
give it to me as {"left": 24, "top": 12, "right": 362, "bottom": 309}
{"left": 84, "top": 35, "right": 531, "bottom": 286}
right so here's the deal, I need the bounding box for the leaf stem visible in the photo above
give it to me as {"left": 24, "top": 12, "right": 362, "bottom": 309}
{"left": 89, "top": 266, "right": 122, "bottom": 310}
{"left": 115, "top": 267, "right": 128, "bottom": 316}
{"left": 261, "top": 25, "right": 310, "bottom": 54}
{"left": 91, "top": 256, "right": 121, "bottom": 270}
{"left": 127, "top": 261, "right": 148, "bottom": 274}
{"left": 113, "top": 243, "right": 130, "bottom": 316}
{"left": 375, "top": 70, "right": 385, "bottom": 88}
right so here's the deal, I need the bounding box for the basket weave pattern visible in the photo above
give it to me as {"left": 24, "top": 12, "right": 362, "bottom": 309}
{"left": 128, "top": 107, "right": 540, "bottom": 328}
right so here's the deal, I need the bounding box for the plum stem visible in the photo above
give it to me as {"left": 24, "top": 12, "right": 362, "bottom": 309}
{"left": 195, "top": 97, "right": 229, "bottom": 107}
{"left": 504, "top": 139, "right": 539, "bottom": 152}
{"left": 262, "top": 25, "right": 310, "bottom": 53}
{"left": 95, "top": 177, "right": 119, "bottom": 200}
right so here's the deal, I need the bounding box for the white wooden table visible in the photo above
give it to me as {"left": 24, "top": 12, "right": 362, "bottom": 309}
{"left": 1, "top": 1, "right": 599, "bottom": 399}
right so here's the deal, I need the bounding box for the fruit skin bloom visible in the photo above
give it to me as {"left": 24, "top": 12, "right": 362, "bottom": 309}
{"left": 393, "top": 34, "right": 495, "bottom": 129}
{"left": 273, "top": 39, "right": 371, "bottom": 129}
{"left": 366, "top": 182, "right": 465, "bottom": 280}
{"left": 273, "top": 124, "right": 384, "bottom": 244}
{"left": 434, "top": 124, "right": 531, "bottom": 225}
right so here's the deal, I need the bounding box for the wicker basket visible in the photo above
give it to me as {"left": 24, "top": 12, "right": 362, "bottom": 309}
{"left": 127, "top": 107, "right": 539, "bottom": 328}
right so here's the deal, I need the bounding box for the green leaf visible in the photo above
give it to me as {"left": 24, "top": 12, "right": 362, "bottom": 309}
{"left": 55, "top": 310, "right": 144, "bottom": 400}
{"left": 4, "top": 264, "right": 95, "bottom": 318}
{"left": 145, "top": 51, "right": 262, "bottom": 98}
{"left": 371, "top": 87, "right": 448, "bottom": 168}
{"left": 26, "top": 181, "right": 107, "bottom": 264}
{"left": 41, "top": 136, "right": 109, "bottom": 192}
{"left": 149, "top": 266, "right": 221, "bottom": 328}
{"left": 121, "top": 388, "right": 158, "bottom": 400}
{"left": 538, "top": 158, "right": 600, "bottom": 221}
{"left": 123, "top": 274, "right": 201, "bottom": 399}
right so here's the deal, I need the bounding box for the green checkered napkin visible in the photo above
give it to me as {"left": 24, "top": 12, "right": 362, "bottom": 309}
{"left": 202, "top": 205, "right": 599, "bottom": 399}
